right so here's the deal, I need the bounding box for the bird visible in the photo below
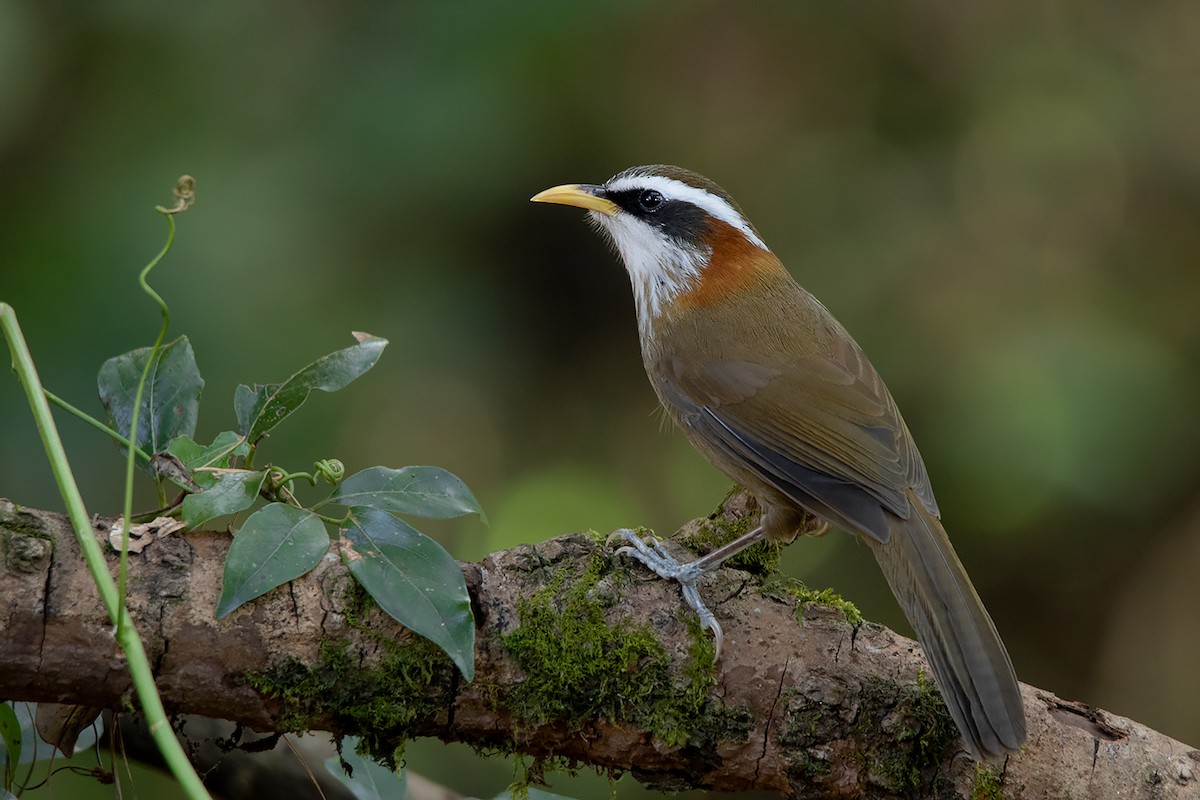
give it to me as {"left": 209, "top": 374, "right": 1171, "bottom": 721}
{"left": 530, "top": 165, "right": 1026, "bottom": 762}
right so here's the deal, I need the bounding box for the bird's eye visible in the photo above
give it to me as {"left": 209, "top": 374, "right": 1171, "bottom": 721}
{"left": 638, "top": 189, "right": 665, "bottom": 212}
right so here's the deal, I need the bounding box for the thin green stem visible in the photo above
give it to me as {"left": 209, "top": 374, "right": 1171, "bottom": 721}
{"left": 1, "top": 303, "right": 212, "bottom": 800}
{"left": 315, "top": 511, "right": 351, "bottom": 527}
{"left": 45, "top": 389, "right": 196, "bottom": 497}
{"left": 43, "top": 389, "right": 153, "bottom": 462}
{"left": 118, "top": 212, "right": 176, "bottom": 636}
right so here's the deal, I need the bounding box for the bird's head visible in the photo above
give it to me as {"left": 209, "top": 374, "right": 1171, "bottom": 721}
{"left": 532, "top": 165, "right": 777, "bottom": 338}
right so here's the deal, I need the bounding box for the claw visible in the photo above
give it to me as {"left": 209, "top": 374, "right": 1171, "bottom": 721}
{"left": 608, "top": 528, "right": 723, "bottom": 659}
{"left": 680, "top": 580, "right": 724, "bottom": 660}
{"left": 805, "top": 521, "right": 831, "bottom": 539}
{"left": 607, "top": 528, "right": 657, "bottom": 549}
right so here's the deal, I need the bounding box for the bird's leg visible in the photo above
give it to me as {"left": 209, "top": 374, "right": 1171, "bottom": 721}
{"left": 683, "top": 524, "right": 770, "bottom": 573}
{"left": 607, "top": 525, "right": 770, "bottom": 660}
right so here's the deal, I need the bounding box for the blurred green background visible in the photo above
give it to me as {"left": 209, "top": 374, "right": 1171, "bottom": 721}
{"left": 2, "top": 2, "right": 1199, "bottom": 797}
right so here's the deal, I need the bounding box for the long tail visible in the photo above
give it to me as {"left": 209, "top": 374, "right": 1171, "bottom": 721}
{"left": 867, "top": 490, "right": 1026, "bottom": 761}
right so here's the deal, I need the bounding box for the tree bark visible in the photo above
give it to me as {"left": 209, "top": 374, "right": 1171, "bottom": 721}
{"left": 1, "top": 496, "right": 1196, "bottom": 799}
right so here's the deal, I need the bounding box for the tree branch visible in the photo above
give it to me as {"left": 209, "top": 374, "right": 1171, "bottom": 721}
{"left": 1, "top": 497, "right": 1196, "bottom": 799}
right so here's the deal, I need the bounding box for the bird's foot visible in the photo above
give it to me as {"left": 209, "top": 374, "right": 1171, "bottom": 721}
{"left": 605, "top": 529, "right": 706, "bottom": 581}
{"left": 607, "top": 528, "right": 724, "bottom": 660}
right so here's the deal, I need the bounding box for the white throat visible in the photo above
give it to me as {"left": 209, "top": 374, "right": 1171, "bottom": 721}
{"left": 588, "top": 211, "right": 707, "bottom": 339}
{"left": 585, "top": 172, "right": 769, "bottom": 340}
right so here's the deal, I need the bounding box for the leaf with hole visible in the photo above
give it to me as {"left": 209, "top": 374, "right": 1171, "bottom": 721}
{"left": 166, "top": 431, "right": 248, "bottom": 470}
{"left": 216, "top": 503, "right": 329, "bottom": 619}
{"left": 327, "top": 466, "right": 485, "bottom": 522}
{"left": 98, "top": 336, "right": 204, "bottom": 470}
{"left": 340, "top": 508, "right": 474, "bottom": 681}
{"left": 234, "top": 332, "right": 386, "bottom": 442}
{"left": 181, "top": 469, "right": 266, "bottom": 530}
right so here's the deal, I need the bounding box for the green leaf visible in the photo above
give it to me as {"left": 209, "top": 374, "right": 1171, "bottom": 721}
{"left": 0, "top": 702, "right": 20, "bottom": 789}
{"left": 340, "top": 508, "right": 474, "bottom": 681}
{"left": 328, "top": 466, "right": 485, "bottom": 522}
{"left": 166, "top": 431, "right": 248, "bottom": 470}
{"left": 181, "top": 469, "right": 266, "bottom": 530}
{"left": 98, "top": 336, "right": 204, "bottom": 468}
{"left": 323, "top": 738, "right": 407, "bottom": 800}
{"left": 235, "top": 332, "right": 386, "bottom": 442}
{"left": 216, "top": 504, "right": 329, "bottom": 619}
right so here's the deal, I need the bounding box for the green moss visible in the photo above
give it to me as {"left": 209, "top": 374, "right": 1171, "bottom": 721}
{"left": 579, "top": 528, "right": 607, "bottom": 544}
{"left": 246, "top": 583, "right": 453, "bottom": 767}
{"left": 778, "top": 681, "right": 859, "bottom": 790}
{"left": 501, "top": 544, "right": 751, "bottom": 754}
{"left": 681, "top": 614, "right": 718, "bottom": 713}
{"left": 861, "top": 672, "right": 959, "bottom": 794}
{"left": 503, "top": 558, "right": 670, "bottom": 729}
{"left": 781, "top": 668, "right": 962, "bottom": 796}
{"left": 0, "top": 506, "right": 48, "bottom": 538}
{"left": 971, "top": 763, "right": 1007, "bottom": 800}
{"left": 248, "top": 535, "right": 754, "bottom": 782}
{"left": 338, "top": 577, "right": 377, "bottom": 628}
{"left": 791, "top": 751, "right": 832, "bottom": 781}
{"left": 761, "top": 576, "right": 863, "bottom": 626}
{"left": 508, "top": 753, "right": 582, "bottom": 799}
{"left": 1, "top": 507, "right": 56, "bottom": 572}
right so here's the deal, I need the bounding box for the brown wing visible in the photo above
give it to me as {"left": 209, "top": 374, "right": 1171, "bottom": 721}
{"left": 654, "top": 314, "right": 937, "bottom": 544}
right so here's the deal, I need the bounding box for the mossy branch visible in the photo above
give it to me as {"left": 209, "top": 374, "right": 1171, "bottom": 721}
{"left": 0, "top": 496, "right": 1196, "bottom": 799}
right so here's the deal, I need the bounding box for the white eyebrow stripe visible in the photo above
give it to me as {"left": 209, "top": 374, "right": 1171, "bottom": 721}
{"left": 605, "top": 174, "right": 768, "bottom": 251}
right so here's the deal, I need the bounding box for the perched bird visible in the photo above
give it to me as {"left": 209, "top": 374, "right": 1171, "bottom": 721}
{"left": 531, "top": 165, "right": 1026, "bottom": 761}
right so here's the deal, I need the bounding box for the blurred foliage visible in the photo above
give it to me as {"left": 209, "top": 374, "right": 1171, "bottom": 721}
{"left": 2, "top": 2, "right": 1199, "bottom": 797}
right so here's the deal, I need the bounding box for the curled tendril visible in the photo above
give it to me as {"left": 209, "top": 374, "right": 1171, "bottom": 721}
{"left": 262, "top": 465, "right": 291, "bottom": 498}
{"left": 314, "top": 459, "right": 345, "bottom": 485}
{"left": 156, "top": 175, "right": 196, "bottom": 215}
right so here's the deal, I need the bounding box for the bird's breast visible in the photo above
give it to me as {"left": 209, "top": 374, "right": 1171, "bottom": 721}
{"left": 671, "top": 222, "right": 783, "bottom": 311}
{"left": 643, "top": 260, "right": 833, "bottom": 380}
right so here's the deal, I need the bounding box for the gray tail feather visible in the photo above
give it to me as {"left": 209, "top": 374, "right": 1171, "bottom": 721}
{"left": 868, "top": 491, "right": 1026, "bottom": 761}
